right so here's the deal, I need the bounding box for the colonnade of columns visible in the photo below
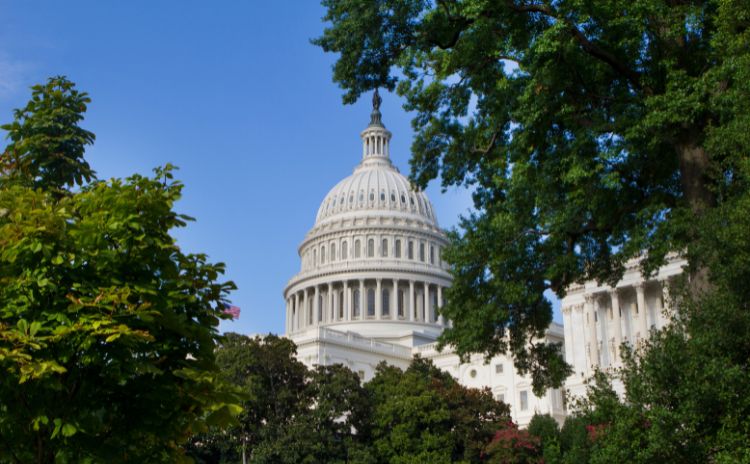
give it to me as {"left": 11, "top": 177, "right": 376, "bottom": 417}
{"left": 285, "top": 279, "right": 447, "bottom": 333}
{"left": 562, "top": 278, "right": 672, "bottom": 373}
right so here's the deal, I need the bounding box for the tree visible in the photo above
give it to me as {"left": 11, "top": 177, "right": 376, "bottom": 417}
{"left": 482, "top": 421, "right": 543, "bottom": 464}
{"left": 186, "top": 334, "right": 372, "bottom": 464}
{"left": 366, "top": 357, "right": 508, "bottom": 464}
{"left": 315, "top": 0, "right": 750, "bottom": 393}
{"left": 0, "top": 77, "right": 240, "bottom": 463}
{"left": 527, "top": 414, "right": 562, "bottom": 464}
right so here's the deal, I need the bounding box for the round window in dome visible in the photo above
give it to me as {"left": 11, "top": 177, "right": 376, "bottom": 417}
{"left": 469, "top": 369, "right": 477, "bottom": 378}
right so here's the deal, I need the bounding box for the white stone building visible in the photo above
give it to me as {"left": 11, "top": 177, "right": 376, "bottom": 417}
{"left": 561, "top": 255, "right": 685, "bottom": 398}
{"left": 284, "top": 92, "right": 565, "bottom": 427}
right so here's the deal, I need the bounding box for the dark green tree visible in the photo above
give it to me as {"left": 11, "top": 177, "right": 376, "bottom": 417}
{"left": 0, "top": 77, "right": 240, "bottom": 463}
{"left": 315, "top": 0, "right": 750, "bottom": 393}
{"left": 186, "top": 334, "right": 372, "bottom": 464}
{"left": 366, "top": 357, "right": 508, "bottom": 464}
{"left": 527, "top": 414, "right": 562, "bottom": 464}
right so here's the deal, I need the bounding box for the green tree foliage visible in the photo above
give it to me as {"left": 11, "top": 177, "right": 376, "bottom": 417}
{"left": 186, "top": 334, "right": 371, "bottom": 464}
{"left": 315, "top": 0, "right": 750, "bottom": 393}
{"left": 527, "top": 414, "right": 562, "bottom": 463}
{"left": 366, "top": 357, "right": 508, "bottom": 464}
{"left": 483, "top": 421, "right": 543, "bottom": 464}
{"left": 0, "top": 77, "right": 239, "bottom": 463}
{"left": 1, "top": 77, "right": 95, "bottom": 191}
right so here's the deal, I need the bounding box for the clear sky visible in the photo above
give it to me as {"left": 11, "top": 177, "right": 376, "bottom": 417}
{"left": 0, "top": 1, "right": 560, "bottom": 335}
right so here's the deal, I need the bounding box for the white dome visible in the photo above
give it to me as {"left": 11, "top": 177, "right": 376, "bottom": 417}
{"left": 315, "top": 158, "right": 438, "bottom": 227}
{"left": 284, "top": 91, "right": 451, "bottom": 342}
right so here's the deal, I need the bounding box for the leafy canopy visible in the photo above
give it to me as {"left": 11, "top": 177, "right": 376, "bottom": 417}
{"left": 315, "top": 0, "right": 750, "bottom": 392}
{"left": 0, "top": 77, "right": 240, "bottom": 463}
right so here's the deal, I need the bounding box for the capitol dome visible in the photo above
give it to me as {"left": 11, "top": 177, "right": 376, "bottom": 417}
{"left": 284, "top": 91, "right": 452, "bottom": 343}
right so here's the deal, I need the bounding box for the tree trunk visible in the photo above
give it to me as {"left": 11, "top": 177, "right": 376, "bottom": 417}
{"left": 676, "top": 141, "right": 714, "bottom": 296}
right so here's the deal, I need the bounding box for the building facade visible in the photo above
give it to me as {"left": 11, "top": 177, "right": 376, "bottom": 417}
{"left": 561, "top": 255, "right": 685, "bottom": 398}
{"left": 284, "top": 92, "right": 566, "bottom": 427}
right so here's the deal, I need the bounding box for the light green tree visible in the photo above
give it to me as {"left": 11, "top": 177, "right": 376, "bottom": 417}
{"left": 0, "top": 77, "right": 240, "bottom": 463}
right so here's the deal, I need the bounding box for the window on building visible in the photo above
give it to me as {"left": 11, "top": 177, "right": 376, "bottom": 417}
{"left": 496, "top": 393, "right": 505, "bottom": 403}
{"left": 495, "top": 364, "right": 504, "bottom": 374}
{"left": 318, "top": 295, "right": 323, "bottom": 322}
{"left": 382, "top": 239, "right": 388, "bottom": 257}
{"left": 313, "top": 249, "right": 317, "bottom": 265}
{"left": 408, "top": 241, "right": 414, "bottom": 259}
{"left": 401, "top": 194, "right": 406, "bottom": 204}
{"left": 357, "top": 370, "right": 365, "bottom": 380}
{"left": 395, "top": 239, "right": 402, "bottom": 258}
{"left": 398, "top": 289, "right": 405, "bottom": 317}
{"left": 355, "top": 240, "right": 361, "bottom": 258}
{"left": 330, "top": 243, "right": 336, "bottom": 261}
{"left": 430, "top": 245, "right": 435, "bottom": 264}
{"left": 353, "top": 290, "right": 360, "bottom": 317}
{"left": 391, "top": 192, "right": 396, "bottom": 202}
{"left": 520, "top": 391, "right": 529, "bottom": 411}
{"left": 359, "top": 192, "right": 364, "bottom": 203}
{"left": 321, "top": 246, "right": 325, "bottom": 264}
{"left": 367, "top": 239, "right": 375, "bottom": 257}
{"left": 382, "top": 289, "right": 390, "bottom": 316}
{"left": 342, "top": 241, "right": 348, "bottom": 260}
{"left": 419, "top": 242, "right": 425, "bottom": 262}
{"left": 380, "top": 192, "right": 385, "bottom": 202}
{"left": 367, "top": 288, "right": 375, "bottom": 317}
{"left": 369, "top": 191, "right": 374, "bottom": 202}
{"left": 469, "top": 369, "right": 477, "bottom": 378}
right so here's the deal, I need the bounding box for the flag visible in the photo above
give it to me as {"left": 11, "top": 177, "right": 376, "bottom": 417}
{"left": 223, "top": 303, "right": 241, "bottom": 320}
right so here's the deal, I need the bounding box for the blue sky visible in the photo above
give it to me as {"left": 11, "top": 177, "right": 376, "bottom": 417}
{"left": 0, "top": 1, "right": 560, "bottom": 335}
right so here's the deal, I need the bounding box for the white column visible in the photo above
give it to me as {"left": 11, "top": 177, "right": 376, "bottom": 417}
{"left": 437, "top": 286, "right": 444, "bottom": 325}
{"left": 332, "top": 285, "right": 338, "bottom": 321}
{"left": 392, "top": 279, "right": 398, "bottom": 320}
{"left": 610, "top": 289, "right": 622, "bottom": 364}
{"left": 314, "top": 286, "right": 320, "bottom": 325}
{"left": 660, "top": 278, "right": 671, "bottom": 328}
{"left": 344, "top": 281, "right": 350, "bottom": 321}
{"left": 584, "top": 294, "right": 599, "bottom": 371}
{"left": 359, "top": 279, "right": 365, "bottom": 319}
{"left": 376, "top": 278, "right": 382, "bottom": 319}
{"left": 294, "top": 292, "right": 300, "bottom": 331}
{"left": 636, "top": 283, "right": 647, "bottom": 344}
{"left": 562, "top": 306, "right": 574, "bottom": 367}
{"left": 304, "top": 288, "right": 310, "bottom": 327}
{"left": 409, "top": 280, "right": 415, "bottom": 321}
{"left": 423, "top": 282, "right": 430, "bottom": 322}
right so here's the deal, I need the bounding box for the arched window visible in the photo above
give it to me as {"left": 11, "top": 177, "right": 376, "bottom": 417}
{"left": 352, "top": 290, "right": 360, "bottom": 317}
{"left": 380, "top": 191, "right": 385, "bottom": 202}
{"left": 419, "top": 243, "right": 425, "bottom": 262}
{"left": 429, "top": 245, "right": 435, "bottom": 264}
{"left": 381, "top": 238, "right": 388, "bottom": 257}
{"left": 382, "top": 289, "right": 390, "bottom": 316}
{"left": 321, "top": 246, "right": 326, "bottom": 264}
{"left": 342, "top": 241, "right": 348, "bottom": 260}
{"left": 355, "top": 240, "right": 361, "bottom": 258}
{"left": 398, "top": 289, "right": 405, "bottom": 318}
{"left": 408, "top": 241, "right": 414, "bottom": 260}
{"left": 367, "top": 239, "right": 374, "bottom": 258}
{"left": 313, "top": 249, "right": 317, "bottom": 265}
{"left": 395, "top": 239, "right": 402, "bottom": 258}
{"left": 331, "top": 243, "right": 336, "bottom": 261}
{"left": 367, "top": 288, "right": 375, "bottom": 317}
